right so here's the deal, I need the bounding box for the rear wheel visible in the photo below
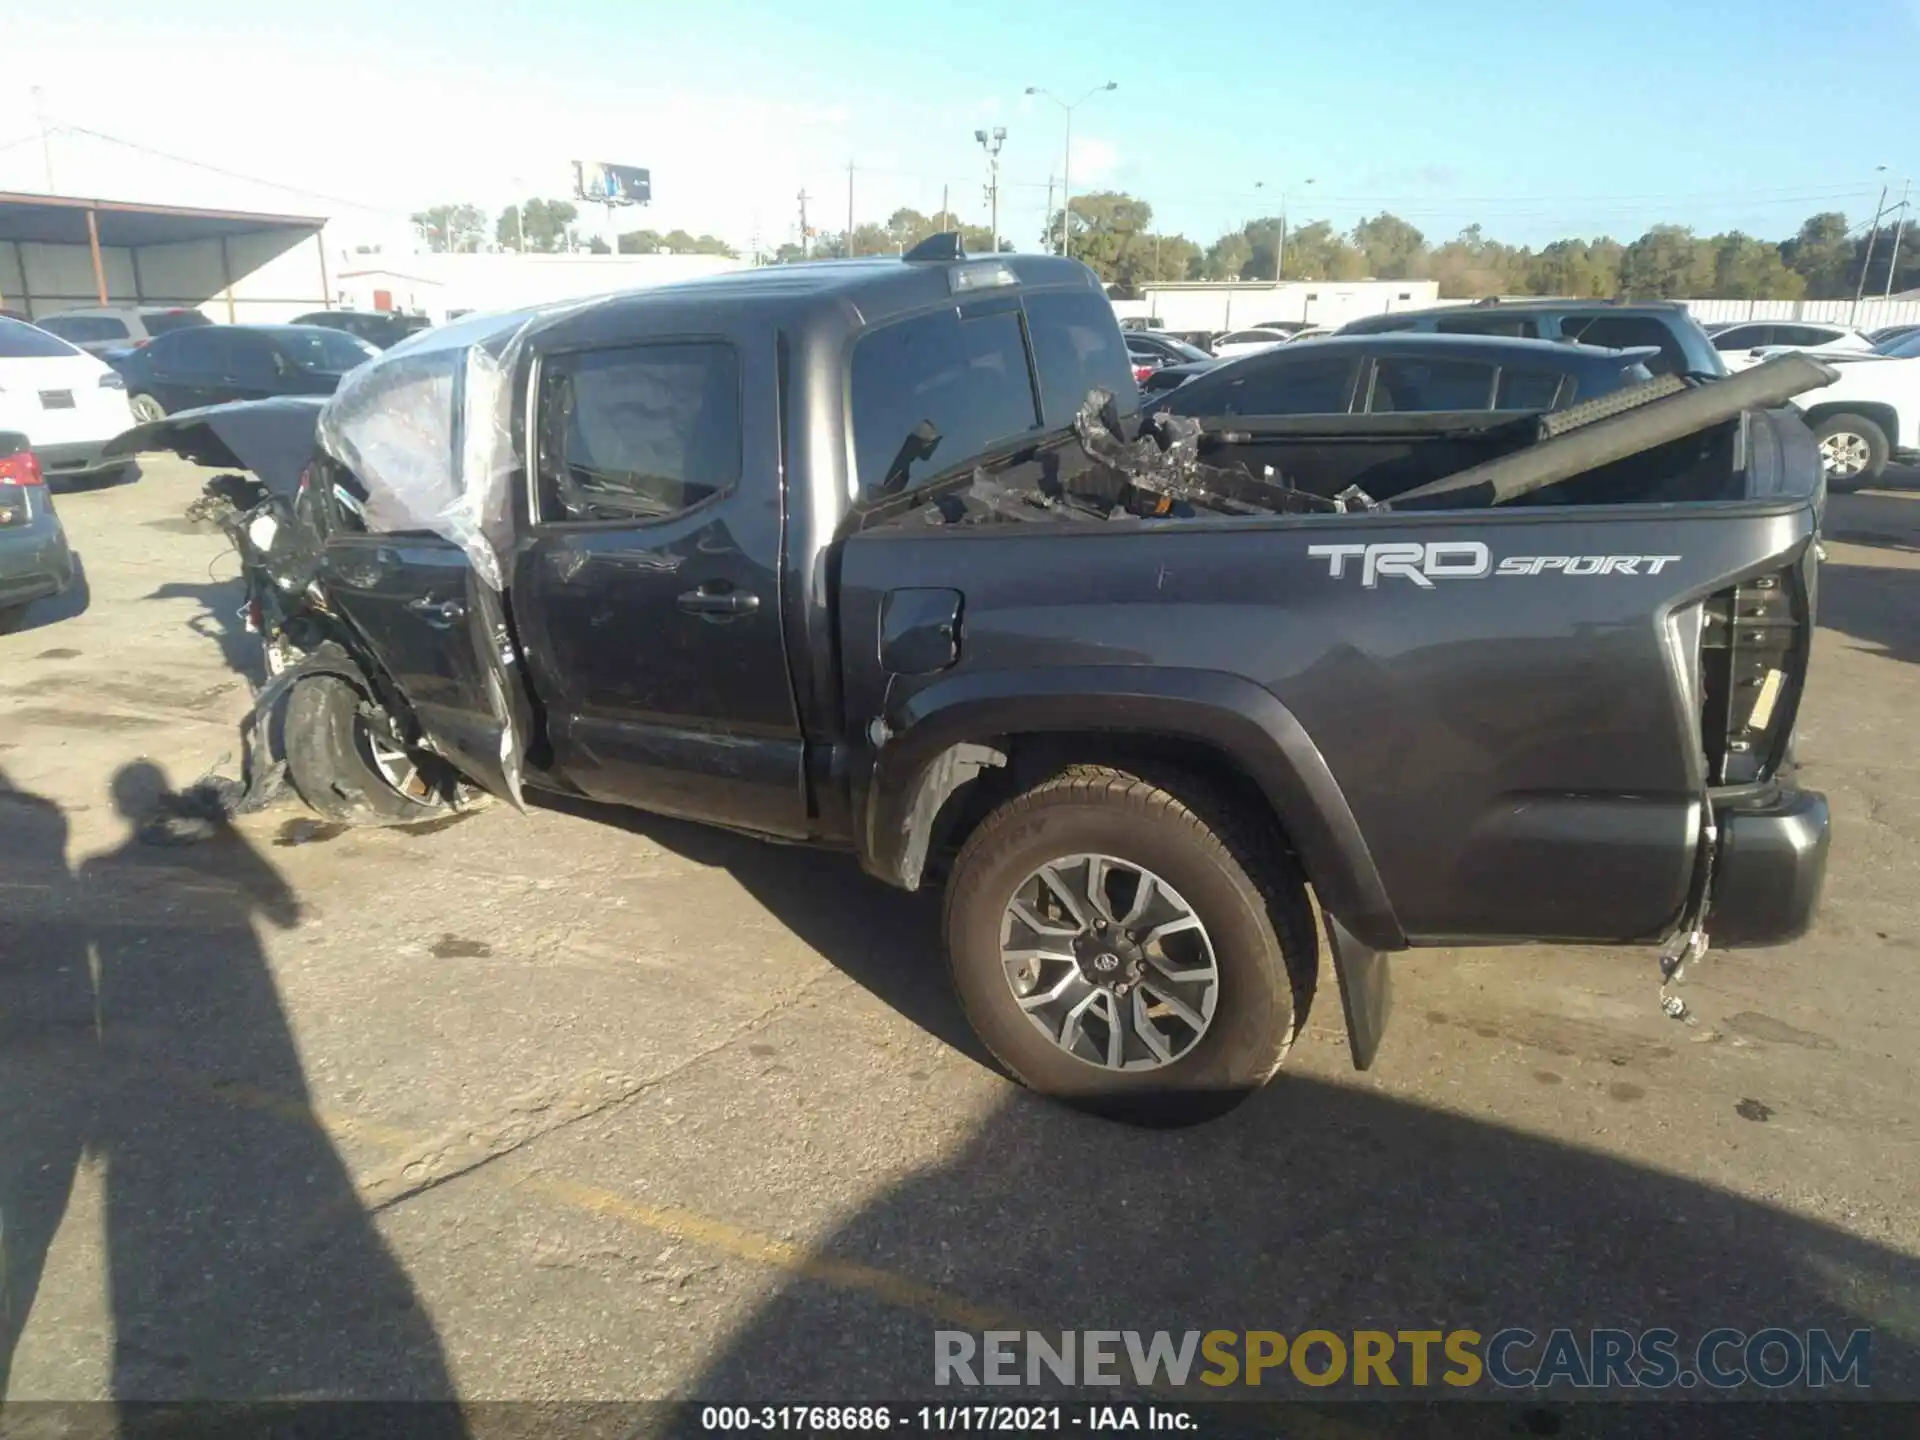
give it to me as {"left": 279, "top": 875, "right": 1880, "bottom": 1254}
{"left": 128, "top": 393, "right": 167, "bottom": 425}
{"left": 1811, "top": 413, "right": 1889, "bottom": 491}
{"left": 283, "top": 673, "right": 459, "bottom": 824}
{"left": 942, "top": 764, "right": 1319, "bottom": 1127}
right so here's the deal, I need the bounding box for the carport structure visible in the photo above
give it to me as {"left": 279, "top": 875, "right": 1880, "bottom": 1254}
{"left": 0, "top": 191, "right": 330, "bottom": 323}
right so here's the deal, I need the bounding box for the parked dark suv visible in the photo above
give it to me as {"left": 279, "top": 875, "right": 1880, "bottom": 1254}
{"left": 1337, "top": 298, "right": 1725, "bottom": 378}
{"left": 1141, "top": 332, "right": 1659, "bottom": 415}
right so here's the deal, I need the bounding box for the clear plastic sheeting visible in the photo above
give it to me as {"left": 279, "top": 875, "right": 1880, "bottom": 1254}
{"left": 315, "top": 298, "right": 604, "bottom": 590}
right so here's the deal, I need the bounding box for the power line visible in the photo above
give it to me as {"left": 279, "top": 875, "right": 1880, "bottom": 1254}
{"left": 46, "top": 121, "right": 416, "bottom": 218}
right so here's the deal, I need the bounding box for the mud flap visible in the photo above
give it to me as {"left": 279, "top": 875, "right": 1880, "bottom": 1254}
{"left": 1326, "top": 912, "right": 1393, "bottom": 1071}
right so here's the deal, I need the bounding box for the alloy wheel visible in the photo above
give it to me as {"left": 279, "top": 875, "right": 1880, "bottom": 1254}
{"left": 999, "top": 853, "right": 1220, "bottom": 1072}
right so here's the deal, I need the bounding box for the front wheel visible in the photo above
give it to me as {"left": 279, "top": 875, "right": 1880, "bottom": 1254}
{"left": 1812, "top": 413, "right": 1889, "bottom": 491}
{"left": 942, "top": 765, "right": 1319, "bottom": 1126}
{"left": 283, "top": 673, "right": 462, "bottom": 824}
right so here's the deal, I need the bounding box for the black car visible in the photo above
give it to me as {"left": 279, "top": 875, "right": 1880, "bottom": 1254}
{"left": 290, "top": 310, "right": 432, "bottom": 349}
{"left": 113, "top": 324, "right": 379, "bottom": 422}
{"left": 1338, "top": 298, "right": 1724, "bottom": 378}
{"left": 1124, "top": 331, "right": 1211, "bottom": 379}
{"left": 1141, "top": 332, "right": 1659, "bottom": 414}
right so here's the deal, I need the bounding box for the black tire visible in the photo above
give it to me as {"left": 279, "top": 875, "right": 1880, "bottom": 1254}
{"left": 283, "top": 673, "right": 453, "bottom": 824}
{"left": 128, "top": 392, "right": 167, "bottom": 425}
{"left": 943, "top": 764, "right": 1320, "bottom": 1127}
{"left": 0, "top": 602, "right": 30, "bottom": 635}
{"left": 1811, "top": 413, "right": 1889, "bottom": 491}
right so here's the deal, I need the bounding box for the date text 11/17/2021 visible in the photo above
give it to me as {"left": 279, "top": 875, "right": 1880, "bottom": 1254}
{"left": 699, "top": 1405, "right": 1193, "bottom": 1432}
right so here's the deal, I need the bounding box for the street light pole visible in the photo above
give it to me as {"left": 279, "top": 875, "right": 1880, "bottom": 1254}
{"left": 1025, "top": 82, "right": 1118, "bottom": 260}
{"left": 1257, "top": 178, "right": 1315, "bottom": 284}
{"left": 975, "top": 126, "right": 1007, "bottom": 254}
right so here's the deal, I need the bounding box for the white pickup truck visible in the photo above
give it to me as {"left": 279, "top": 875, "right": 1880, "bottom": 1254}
{"left": 1784, "top": 335, "right": 1920, "bottom": 487}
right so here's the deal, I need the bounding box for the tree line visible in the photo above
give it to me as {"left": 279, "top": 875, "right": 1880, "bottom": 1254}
{"left": 409, "top": 199, "right": 736, "bottom": 258}
{"left": 1044, "top": 193, "right": 1920, "bottom": 302}
{"left": 407, "top": 192, "right": 1920, "bottom": 302}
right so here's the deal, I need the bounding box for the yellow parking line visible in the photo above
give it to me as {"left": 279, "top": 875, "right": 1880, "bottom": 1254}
{"left": 151, "top": 1061, "right": 1380, "bottom": 1433}
{"left": 526, "top": 1175, "right": 1024, "bottom": 1332}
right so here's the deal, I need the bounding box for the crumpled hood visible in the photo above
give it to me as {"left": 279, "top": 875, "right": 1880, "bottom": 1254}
{"left": 104, "top": 397, "right": 325, "bottom": 497}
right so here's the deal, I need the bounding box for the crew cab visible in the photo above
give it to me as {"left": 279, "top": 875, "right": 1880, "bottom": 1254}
{"left": 115, "top": 242, "right": 1837, "bottom": 1125}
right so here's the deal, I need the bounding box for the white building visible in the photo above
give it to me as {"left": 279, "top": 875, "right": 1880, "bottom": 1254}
{"left": 1114, "top": 279, "right": 1442, "bottom": 334}
{"left": 331, "top": 251, "right": 745, "bottom": 324}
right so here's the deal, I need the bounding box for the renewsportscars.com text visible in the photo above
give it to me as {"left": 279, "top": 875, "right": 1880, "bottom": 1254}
{"left": 934, "top": 1328, "right": 1872, "bottom": 1391}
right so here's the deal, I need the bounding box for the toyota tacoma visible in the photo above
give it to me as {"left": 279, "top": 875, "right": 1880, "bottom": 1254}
{"left": 114, "top": 240, "right": 1836, "bottom": 1124}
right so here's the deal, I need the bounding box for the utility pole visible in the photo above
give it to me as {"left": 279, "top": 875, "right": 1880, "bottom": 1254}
{"left": 847, "top": 160, "right": 855, "bottom": 256}
{"left": 1884, "top": 177, "right": 1912, "bottom": 300}
{"left": 1853, "top": 168, "right": 1891, "bottom": 322}
{"left": 1044, "top": 174, "right": 1057, "bottom": 254}
{"left": 941, "top": 185, "right": 950, "bottom": 231}
{"left": 975, "top": 127, "right": 1007, "bottom": 255}
{"left": 31, "top": 86, "right": 55, "bottom": 193}
{"left": 797, "top": 189, "right": 811, "bottom": 260}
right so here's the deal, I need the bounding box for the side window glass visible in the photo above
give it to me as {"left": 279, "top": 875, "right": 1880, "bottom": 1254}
{"left": 537, "top": 342, "right": 742, "bottom": 522}
{"left": 1495, "top": 368, "right": 1565, "bottom": 410}
{"left": 1370, "top": 357, "right": 1497, "bottom": 412}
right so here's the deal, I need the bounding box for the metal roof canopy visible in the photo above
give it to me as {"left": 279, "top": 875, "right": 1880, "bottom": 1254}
{"left": 0, "top": 190, "right": 328, "bottom": 314}
{"left": 0, "top": 191, "right": 325, "bottom": 248}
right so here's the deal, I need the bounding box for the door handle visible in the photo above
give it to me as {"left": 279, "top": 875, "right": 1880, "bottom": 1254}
{"left": 407, "top": 594, "right": 467, "bottom": 627}
{"left": 676, "top": 585, "right": 760, "bottom": 617}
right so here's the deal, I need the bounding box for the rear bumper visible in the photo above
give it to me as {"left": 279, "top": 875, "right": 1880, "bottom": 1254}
{"left": 0, "top": 528, "right": 74, "bottom": 606}
{"left": 1709, "top": 787, "right": 1830, "bottom": 947}
{"left": 35, "top": 438, "right": 130, "bottom": 479}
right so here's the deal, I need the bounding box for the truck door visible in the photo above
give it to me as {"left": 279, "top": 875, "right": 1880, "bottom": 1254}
{"left": 508, "top": 326, "right": 809, "bottom": 838}
{"left": 319, "top": 534, "right": 532, "bottom": 808}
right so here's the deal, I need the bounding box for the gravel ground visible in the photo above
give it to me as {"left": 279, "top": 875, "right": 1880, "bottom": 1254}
{"left": 2, "top": 456, "right": 1917, "bottom": 1420}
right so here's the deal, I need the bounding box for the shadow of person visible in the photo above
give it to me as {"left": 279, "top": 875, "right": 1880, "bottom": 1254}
{"left": 144, "top": 577, "right": 260, "bottom": 683}
{"left": 79, "top": 761, "right": 464, "bottom": 1416}
{"left": 684, "top": 1083, "right": 1920, "bottom": 1413}
{"left": 0, "top": 769, "right": 91, "bottom": 1399}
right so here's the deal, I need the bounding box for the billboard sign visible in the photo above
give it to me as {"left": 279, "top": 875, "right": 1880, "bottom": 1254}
{"left": 573, "top": 162, "right": 652, "bottom": 206}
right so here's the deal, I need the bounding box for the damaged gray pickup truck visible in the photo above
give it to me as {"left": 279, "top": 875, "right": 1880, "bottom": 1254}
{"left": 117, "top": 240, "right": 1836, "bottom": 1124}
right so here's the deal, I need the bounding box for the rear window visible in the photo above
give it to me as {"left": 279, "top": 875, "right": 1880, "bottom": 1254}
{"left": 40, "top": 315, "right": 128, "bottom": 343}
{"left": 279, "top": 328, "right": 378, "bottom": 372}
{"left": 1558, "top": 315, "right": 1684, "bottom": 375}
{"left": 142, "top": 309, "right": 210, "bottom": 335}
{"left": 1370, "top": 357, "right": 1497, "bottom": 412}
{"left": 537, "top": 342, "right": 743, "bottom": 522}
{"left": 851, "top": 304, "right": 1039, "bottom": 500}
{"left": 0, "top": 317, "right": 81, "bottom": 359}
{"left": 1024, "top": 289, "right": 1137, "bottom": 426}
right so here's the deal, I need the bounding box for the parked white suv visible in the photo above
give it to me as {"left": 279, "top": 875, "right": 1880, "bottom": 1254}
{"left": 1712, "top": 320, "right": 1874, "bottom": 373}
{"left": 34, "top": 305, "right": 212, "bottom": 357}
{"left": 1788, "top": 329, "right": 1920, "bottom": 487}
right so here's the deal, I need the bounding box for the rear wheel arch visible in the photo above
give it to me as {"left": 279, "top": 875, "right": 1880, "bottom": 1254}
{"left": 860, "top": 668, "right": 1406, "bottom": 952}
{"left": 1799, "top": 399, "right": 1898, "bottom": 437}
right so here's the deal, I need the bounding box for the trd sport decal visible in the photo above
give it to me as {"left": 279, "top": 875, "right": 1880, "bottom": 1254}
{"left": 1307, "top": 542, "right": 1681, "bottom": 589}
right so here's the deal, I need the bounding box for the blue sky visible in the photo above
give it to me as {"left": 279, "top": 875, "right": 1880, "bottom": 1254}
{"left": 5, "top": 1, "right": 1917, "bottom": 254}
